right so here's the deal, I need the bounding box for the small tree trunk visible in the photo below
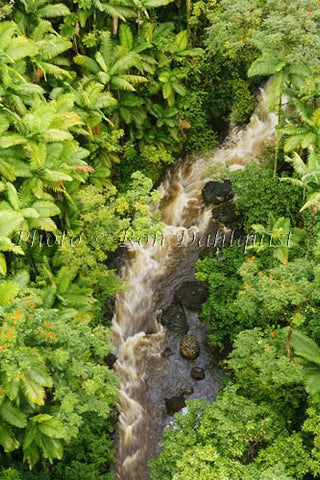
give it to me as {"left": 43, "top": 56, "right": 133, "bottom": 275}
{"left": 186, "top": 0, "right": 191, "bottom": 41}
{"left": 112, "top": 16, "right": 119, "bottom": 35}
{"left": 286, "top": 324, "right": 293, "bottom": 360}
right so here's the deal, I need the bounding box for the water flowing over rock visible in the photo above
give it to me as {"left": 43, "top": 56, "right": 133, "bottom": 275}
{"left": 111, "top": 86, "right": 277, "bottom": 480}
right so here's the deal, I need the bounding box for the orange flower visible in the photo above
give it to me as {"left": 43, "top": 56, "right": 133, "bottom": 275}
{"left": 44, "top": 322, "right": 51, "bottom": 328}
{"left": 29, "top": 348, "right": 35, "bottom": 354}
{"left": 270, "top": 331, "right": 276, "bottom": 338}
{"left": 258, "top": 270, "right": 264, "bottom": 275}
{"left": 51, "top": 333, "right": 57, "bottom": 339}
{"left": 30, "top": 304, "right": 36, "bottom": 310}
{"left": 307, "top": 10, "right": 312, "bottom": 15}
{"left": 250, "top": 256, "right": 256, "bottom": 260}
{"left": 14, "top": 311, "right": 21, "bottom": 319}
{"left": 0, "top": 345, "right": 5, "bottom": 350}
{"left": 29, "top": 314, "right": 34, "bottom": 319}
{"left": 12, "top": 324, "right": 17, "bottom": 329}
{"left": 0, "top": 387, "right": 3, "bottom": 393}
{"left": 7, "top": 329, "right": 13, "bottom": 338}
{"left": 45, "top": 332, "right": 50, "bottom": 337}
{"left": 38, "top": 328, "right": 43, "bottom": 334}
{"left": 17, "top": 373, "right": 24, "bottom": 379}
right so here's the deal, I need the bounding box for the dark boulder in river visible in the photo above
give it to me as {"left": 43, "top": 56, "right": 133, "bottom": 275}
{"left": 191, "top": 366, "right": 205, "bottom": 380}
{"left": 213, "top": 203, "right": 242, "bottom": 228}
{"left": 175, "top": 280, "right": 208, "bottom": 311}
{"left": 165, "top": 396, "right": 186, "bottom": 416}
{"left": 202, "top": 180, "right": 233, "bottom": 205}
{"left": 160, "top": 301, "right": 189, "bottom": 335}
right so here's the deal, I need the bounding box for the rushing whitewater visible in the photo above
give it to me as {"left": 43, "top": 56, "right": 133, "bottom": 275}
{"left": 112, "top": 88, "right": 277, "bottom": 479}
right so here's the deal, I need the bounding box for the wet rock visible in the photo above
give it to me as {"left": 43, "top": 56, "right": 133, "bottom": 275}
{"left": 213, "top": 203, "right": 242, "bottom": 228}
{"left": 105, "top": 353, "right": 117, "bottom": 369}
{"left": 165, "top": 396, "right": 186, "bottom": 416}
{"left": 179, "top": 384, "right": 194, "bottom": 396}
{"left": 162, "top": 347, "right": 174, "bottom": 358}
{"left": 105, "top": 246, "right": 125, "bottom": 273}
{"left": 202, "top": 180, "right": 233, "bottom": 205}
{"left": 175, "top": 281, "right": 208, "bottom": 311}
{"left": 180, "top": 335, "right": 200, "bottom": 360}
{"left": 191, "top": 367, "right": 205, "bottom": 380}
{"left": 104, "top": 295, "right": 116, "bottom": 320}
{"left": 160, "top": 302, "right": 189, "bottom": 335}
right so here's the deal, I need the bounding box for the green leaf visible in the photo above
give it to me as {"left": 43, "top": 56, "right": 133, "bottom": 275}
{"left": 0, "top": 211, "right": 24, "bottom": 236}
{"left": 0, "top": 237, "right": 25, "bottom": 255}
{"left": 26, "top": 367, "right": 53, "bottom": 388}
{"left": 7, "top": 182, "right": 20, "bottom": 211}
{"left": 42, "top": 129, "right": 73, "bottom": 142}
{"left": 0, "top": 281, "right": 19, "bottom": 306}
{"left": 38, "top": 434, "right": 63, "bottom": 462}
{"left": 0, "top": 401, "right": 27, "bottom": 428}
{"left": 31, "top": 414, "right": 52, "bottom": 424}
{"left": 175, "top": 30, "right": 187, "bottom": 52}
{"left": 119, "top": 24, "right": 133, "bottom": 50}
{"left": 38, "top": 4, "right": 71, "bottom": 17}
{"left": 21, "top": 378, "right": 46, "bottom": 406}
{"left": 292, "top": 330, "right": 320, "bottom": 366}
{"left": 32, "top": 201, "right": 60, "bottom": 218}
{"left": 23, "top": 424, "right": 37, "bottom": 450}
{"left": 74, "top": 55, "right": 100, "bottom": 73}
{"left": 39, "top": 419, "right": 65, "bottom": 439}
{"left": 0, "top": 135, "right": 27, "bottom": 148}
{"left": 0, "top": 253, "right": 7, "bottom": 276}
{"left": 145, "top": 0, "right": 174, "bottom": 7}
{"left": 248, "top": 56, "right": 282, "bottom": 77}
{"left": 5, "top": 37, "right": 38, "bottom": 62}
{"left": 0, "top": 425, "right": 19, "bottom": 452}
{"left": 303, "top": 365, "right": 320, "bottom": 395}
{"left": 29, "top": 217, "right": 57, "bottom": 232}
{"left": 23, "top": 442, "right": 40, "bottom": 468}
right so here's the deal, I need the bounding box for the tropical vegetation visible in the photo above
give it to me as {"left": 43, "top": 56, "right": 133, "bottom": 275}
{"left": 1, "top": 0, "right": 320, "bottom": 478}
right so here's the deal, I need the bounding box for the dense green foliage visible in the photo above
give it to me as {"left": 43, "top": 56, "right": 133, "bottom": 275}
{"left": 2, "top": 0, "right": 320, "bottom": 478}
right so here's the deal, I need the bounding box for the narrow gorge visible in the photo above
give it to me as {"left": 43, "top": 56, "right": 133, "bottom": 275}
{"left": 112, "top": 88, "right": 277, "bottom": 479}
